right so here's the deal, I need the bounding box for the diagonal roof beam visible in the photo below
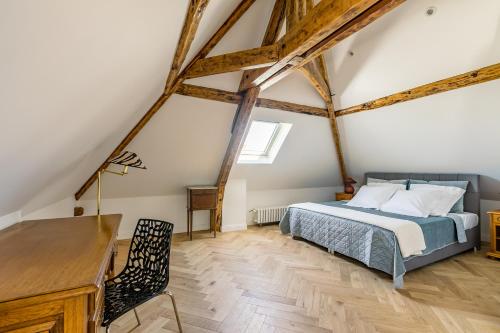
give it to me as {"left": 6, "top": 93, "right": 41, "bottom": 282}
{"left": 287, "top": 0, "right": 348, "bottom": 182}
{"left": 164, "top": 0, "right": 211, "bottom": 93}
{"left": 184, "top": 0, "right": 381, "bottom": 80}
{"left": 251, "top": 0, "right": 405, "bottom": 90}
{"left": 287, "top": 0, "right": 331, "bottom": 102}
{"left": 335, "top": 62, "right": 500, "bottom": 117}
{"left": 75, "top": 0, "right": 257, "bottom": 200}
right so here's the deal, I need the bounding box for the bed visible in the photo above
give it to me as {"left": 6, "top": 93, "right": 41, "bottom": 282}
{"left": 279, "top": 172, "right": 481, "bottom": 288}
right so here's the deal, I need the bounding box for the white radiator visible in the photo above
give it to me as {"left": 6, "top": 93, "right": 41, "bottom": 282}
{"left": 251, "top": 206, "right": 288, "bottom": 225}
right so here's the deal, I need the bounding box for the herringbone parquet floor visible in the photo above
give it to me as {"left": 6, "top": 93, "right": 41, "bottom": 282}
{"left": 109, "top": 225, "right": 500, "bottom": 333}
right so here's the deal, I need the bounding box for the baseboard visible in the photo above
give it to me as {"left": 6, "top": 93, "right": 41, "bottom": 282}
{"left": 221, "top": 224, "right": 247, "bottom": 232}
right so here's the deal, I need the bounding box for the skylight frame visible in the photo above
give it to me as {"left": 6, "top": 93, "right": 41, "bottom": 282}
{"left": 237, "top": 120, "right": 292, "bottom": 165}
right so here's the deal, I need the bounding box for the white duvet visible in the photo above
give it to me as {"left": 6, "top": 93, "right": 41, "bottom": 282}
{"left": 289, "top": 202, "right": 426, "bottom": 258}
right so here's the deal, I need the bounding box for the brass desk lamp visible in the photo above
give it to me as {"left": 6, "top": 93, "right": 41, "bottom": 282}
{"left": 97, "top": 151, "right": 146, "bottom": 216}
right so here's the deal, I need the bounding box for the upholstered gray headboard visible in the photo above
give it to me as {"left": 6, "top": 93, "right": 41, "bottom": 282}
{"left": 364, "top": 172, "right": 480, "bottom": 216}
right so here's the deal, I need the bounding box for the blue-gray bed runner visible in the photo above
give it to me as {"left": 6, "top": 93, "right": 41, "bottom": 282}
{"left": 279, "top": 201, "right": 467, "bottom": 288}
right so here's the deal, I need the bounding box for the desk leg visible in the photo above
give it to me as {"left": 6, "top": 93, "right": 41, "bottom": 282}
{"left": 189, "top": 210, "right": 193, "bottom": 241}
{"left": 210, "top": 209, "right": 216, "bottom": 238}
{"left": 187, "top": 209, "right": 190, "bottom": 238}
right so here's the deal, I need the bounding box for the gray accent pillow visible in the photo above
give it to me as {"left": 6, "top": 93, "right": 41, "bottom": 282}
{"left": 409, "top": 179, "right": 468, "bottom": 212}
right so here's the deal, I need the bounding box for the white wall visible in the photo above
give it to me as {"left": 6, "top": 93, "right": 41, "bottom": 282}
{"left": 0, "top": 211, "right": 21, "bottom": 230}
{"left": 79, "top": 194, "right": 210, "bottom": 239}
{"left": 246, "top": 186, "right": 342, "bottom": 224}
{"left": 79, "top": 180, "right": 247, "bottom": 239}
{"left": 221, "top": 179, "right": 247, "bottom": 232}
{"left": 326, "top": 0, "right": 500, "bottom": 241}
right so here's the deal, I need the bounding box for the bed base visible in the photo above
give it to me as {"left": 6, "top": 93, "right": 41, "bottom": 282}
{"left": 291, "top": 226, "right": 480, "bottom": 288}
{"left": 404, "top": 226, "right": 480, "bottom": 272}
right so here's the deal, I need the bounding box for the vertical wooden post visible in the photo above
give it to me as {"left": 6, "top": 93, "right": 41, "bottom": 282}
{"left": 215, "top": 87, "right": 260, "bottom": 229}
{"left": 214, "top": 0, "right": 285, "bottom": 230}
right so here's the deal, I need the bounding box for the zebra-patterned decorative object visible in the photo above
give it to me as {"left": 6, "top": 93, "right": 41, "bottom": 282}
{"left": 107, "top": 151, "right": 146, "bottom": 169}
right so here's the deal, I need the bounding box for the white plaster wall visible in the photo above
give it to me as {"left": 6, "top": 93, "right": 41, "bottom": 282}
{"left": 79, "top": 194, "right": 210, "bottom": 239}
{"left": 326, "top": 0, "right": 500, "bottom": 241}
{"left": 221, "top": 179, "right": 247, "bottom": 232}
{"left": 0, "top": 211, "right": 21, "bottom": 230}
{"left": 22, "top": 197, "right": 76, "bottom": 221}
{"left": 246, "top": 186, "right": 343, "bottom": 224}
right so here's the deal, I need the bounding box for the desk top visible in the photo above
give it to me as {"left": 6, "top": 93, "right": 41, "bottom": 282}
{"left": 0, "top": 214, "right": 121, "bottom": 303}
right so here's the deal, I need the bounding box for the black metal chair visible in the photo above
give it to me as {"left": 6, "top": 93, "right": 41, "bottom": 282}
{"left": 102, "top": 218, "right": 182, "bottom": 333}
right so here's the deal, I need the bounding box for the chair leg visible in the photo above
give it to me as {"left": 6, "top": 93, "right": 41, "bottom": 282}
{"left": 124, "top": 308, "right": 141, "bottom": 333}
{"left": 133, "top": 308, "right": 141, "bottom": 326}
{"left": 163, "top": 290, "right": 183, "bottom": 333}
{"left": 106, "top": 326, "right": 110, "bottom": 333}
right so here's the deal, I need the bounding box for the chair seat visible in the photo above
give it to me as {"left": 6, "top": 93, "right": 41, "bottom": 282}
{"left": 102, "top": 283, "right": 163, "bottom": 326}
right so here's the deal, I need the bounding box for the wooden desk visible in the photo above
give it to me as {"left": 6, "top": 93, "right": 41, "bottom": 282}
{"left": 187, "top": 186, "right": 217, "bottom": 240}
{"left": 0, "top": 214, "right": 121, "bottom": 333}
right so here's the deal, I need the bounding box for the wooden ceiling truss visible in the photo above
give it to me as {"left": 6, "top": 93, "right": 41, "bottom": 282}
{"left": 74, "top": 0, "right": 500, "bottom": 231}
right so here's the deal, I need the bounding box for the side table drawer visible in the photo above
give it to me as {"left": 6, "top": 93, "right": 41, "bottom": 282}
{"left": 190, "top": 191, "right": 217, "bottom": 210}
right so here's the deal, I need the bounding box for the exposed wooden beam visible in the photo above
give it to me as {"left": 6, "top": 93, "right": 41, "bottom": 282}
{"left": 75, "top": 0, "right": 257, "bottom": 200}
{"left": 215, "top": 0, "right": 287, "bottom": 230}
{"left": 253, "top": 0, "right": 405, "bottom": 90}
{"left": 327, "top": 101, "right": 347, "bottom": 181}
{"left": 176, "top": 83, "right": 241, "bottom": 105}
{"left": 252, "top": 0, "right": 380, "bottom": 86}
{"left": 298, "top": 60, "right": 331, "bottom": 101}
{"left": 175, "top": 83, "right": 329, "bottom": 117}
{"left": 184, "top": 44, "right": 280, "bottom": 79}
{"left": 179, "top": 0, "right": 257, "bottom": 79}
{"left": 214, "top": 87, "right": 260, "bottom": 228}
{"left": 164, "top": 0, "right": 210, "bottom": 92}
{"left": 239, "top": 0, "right": 285, "bottom": 90}
{"left": 289, "top": 0, "right": 347, "bottom": 182}
{"left": 184, "top": 0, "right": 379, "bottom": 82}
{"left": 285, "top": 0, "right": 331, "bottom": 102}
{"left": 335, "top": 63, "right": 500, "bottom": 117}
{"left": 75, "top": 92, "right": 172, "bottom": 200}
{"left": 256, "top": 97, "right": 327, "bottom": 117}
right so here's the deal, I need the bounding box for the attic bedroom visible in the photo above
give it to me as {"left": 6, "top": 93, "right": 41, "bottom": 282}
{"left": 1, "top": 0, "right": 499, "bottom": 332}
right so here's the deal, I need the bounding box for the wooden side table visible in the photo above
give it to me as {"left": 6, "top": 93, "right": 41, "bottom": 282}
{"left": 187, "top": 186, "right": 217, "bottom": 240}
{"left": 336, "top": 192, "right": 354, "bottom": 201}
{"left": 487, "top": 210, "right": 500, "bottom": 259}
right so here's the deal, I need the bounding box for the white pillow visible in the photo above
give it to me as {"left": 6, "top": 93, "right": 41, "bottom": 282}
{"left": 367, "top": 182, "right": 406, "bottom": 190}
{"left": 367, "top": 177, "right": 408, "bottom": 187}
{"left": 346, "top": 185, "right": 400, "bottom": 210}
{"left": 380, "top": 189, "right": 436, "bottom": 217}
{"left": 410, "top": 184, "right": 466, "bottom": 216}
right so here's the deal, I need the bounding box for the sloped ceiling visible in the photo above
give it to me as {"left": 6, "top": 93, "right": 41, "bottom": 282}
{"left": 2, "top": 0, "right": 499, "bottom": 216}
{"left": 0, "top": 0, "right": 242, "bottom": 215}
{"left": 330, "top": 0, "right": 500, "bottom": 198}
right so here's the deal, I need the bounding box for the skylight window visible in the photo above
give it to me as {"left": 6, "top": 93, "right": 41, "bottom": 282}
{"left": 238, "top": 120, "right": 292, "bottom": 164}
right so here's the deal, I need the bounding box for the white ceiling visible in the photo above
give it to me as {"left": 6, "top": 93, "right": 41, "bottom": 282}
{"left": 1, "top": 0, "right": 499, "bottom": 216}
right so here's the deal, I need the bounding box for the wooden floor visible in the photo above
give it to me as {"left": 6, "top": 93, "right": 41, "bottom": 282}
{"left": 109, "top": 225, "right": 500, "bottom": 333}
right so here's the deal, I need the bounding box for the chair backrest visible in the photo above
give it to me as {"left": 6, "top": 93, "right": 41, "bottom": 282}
{"left": 124, "top": 218, "right": 174, "bottom": 292}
